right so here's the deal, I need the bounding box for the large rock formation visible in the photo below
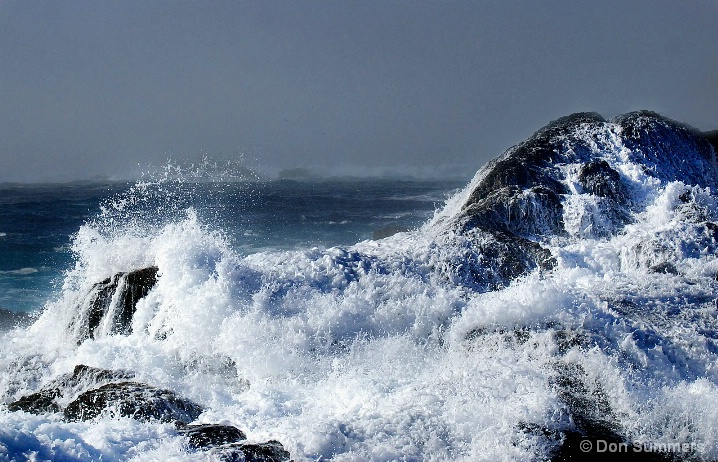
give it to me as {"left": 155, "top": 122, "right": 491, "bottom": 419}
{"left": 437, "top": 111, "right": 717, "bottom": 290}
{"left": 446, "top": 111, "right": 718, "bottom": 460}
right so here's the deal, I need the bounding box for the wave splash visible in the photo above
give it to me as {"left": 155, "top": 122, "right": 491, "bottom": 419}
{"left": 2, "top": 111, "right": 718, "bottom": 461}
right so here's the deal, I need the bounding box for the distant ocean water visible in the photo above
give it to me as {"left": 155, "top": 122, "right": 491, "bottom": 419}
{"left": 0, "top": 179, "right": 463, "bottom": 314}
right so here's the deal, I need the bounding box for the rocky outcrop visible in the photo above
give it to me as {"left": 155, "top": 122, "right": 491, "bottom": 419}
{"left": 70, "top": 266, "right": 158, "bottom": 342}
{"left": 175, "top": 423, "right": 291, "bottom": 461}
{"left": 64, "top": 381, "right": 203, "bottom": 423}
{"left": 9, "top": 364, "right": 291, "bottom": 461}
{"left": 440, "top": 111, "right": 718, "bottom": 290}
{"left": 8, "top": 364, "right": 134, "bottom": 414}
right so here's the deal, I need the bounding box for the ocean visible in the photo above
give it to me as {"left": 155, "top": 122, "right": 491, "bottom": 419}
{"left": 2, "top": 111, "right": 718, "bottom": 461}
{"left": 0, "top": 179, "right": 462, "bottom": 316}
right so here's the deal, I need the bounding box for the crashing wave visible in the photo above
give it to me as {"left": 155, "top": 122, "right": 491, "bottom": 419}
{"left": 2, "top": 111, "right": 718, "bottom": 461}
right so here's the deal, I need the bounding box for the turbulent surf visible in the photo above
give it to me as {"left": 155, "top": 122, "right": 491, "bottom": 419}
{"left": 2, "top": 111, "right": 718, "bottom": 461}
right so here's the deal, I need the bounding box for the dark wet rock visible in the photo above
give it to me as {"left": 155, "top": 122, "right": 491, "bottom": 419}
{"left": 614, "top": 111, "right": 718, "bottom": 186}
{"left": 550, "top": 362, "right": 619, "bottom": 442}
{"left": 8, "top": 364, "right": 289, "bottom": 460}
{"left": 452, "top": 230, "right": 556, "bottom": 291}
{"left": 704, "top": 130, "right": 718, "bottom": 155}
{"left": 578, "top": 160, "right": 627, "bottom": 199}
{"left": 176, "top": 422, "right": 247, "bottom": 448}
{"left": 64, "top": 381, "right": 203, "bottom": 423}
{"left": 49, "top": 364, "right": 135, "bottom": 392}
{"left": 8, "top": 364, "right": 134, "bottom": 415}
{"left": 539, "top": 362, "right": 672, "bottom": 461}
{"left": 116, "top": 266, "right": 159, "bottom": 334}
{"left": 209, "top": 440, "right": 292, "bottom": 462}
{"left": 174, "top": 422, "right": 291, "bottom": 462}
{"left": 438, "top": 111, "right": 718, "bottom": 290}
{"left": 71, "top": 266, "right": 158, "bottom": 342}
{"left": 460, "top": 185, "right": 565, "bottom": 238}
{"left": 648, "top": 262, "right": 679, "bottom": 275}
{"left": 7, "top": 389, "right": 61, "bottom": 414}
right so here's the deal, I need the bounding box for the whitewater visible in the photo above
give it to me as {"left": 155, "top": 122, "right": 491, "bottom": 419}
{"left": 2, "top": 111, "right": 718, "bottom": 461}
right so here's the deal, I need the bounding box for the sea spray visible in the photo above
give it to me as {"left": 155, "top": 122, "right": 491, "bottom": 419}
{"left": 2, "top": 111, "right": 718, "bottom": 460}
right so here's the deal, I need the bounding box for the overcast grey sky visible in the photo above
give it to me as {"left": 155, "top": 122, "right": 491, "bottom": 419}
{"left": 1, "top": 0, "right": 716, "bottom": 182}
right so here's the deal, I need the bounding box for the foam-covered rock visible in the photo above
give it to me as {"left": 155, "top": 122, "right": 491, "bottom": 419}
{"left": 207, "top": 440, "right": 292, "bottom": 462}
{"left": 175, "top": 422, "right": 291, "bottom": 461}
{"left": 64, "top": 381, "right": 203, "bottom": 423}
{"left": 8, "top": 364, "right": 134, "bottom": 415}
{"left": 70, "top": 266, "right": 158, "bottom": 342}
{"left": 437, "top": 111, "right": 718, "bottom": 289}
{"left": 176, "top": 423, "right": 247, "bottom": 448}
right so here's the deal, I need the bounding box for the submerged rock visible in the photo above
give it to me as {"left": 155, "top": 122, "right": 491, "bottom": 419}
{"left": 71, "top": 266, "right": 158, "bottom": 342}
{"left": 548, "top": 363, "right": 671, "bottom": 462}
{"left": 64, "top": 381, "right": 203, "bottom": 423}
{"left": 518, "top": 362, "right": 672, "bottom": 461}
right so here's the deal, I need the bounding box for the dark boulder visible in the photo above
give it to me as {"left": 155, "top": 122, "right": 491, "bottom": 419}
{"left": 209, "top": 440, "right": 292, "bottom": 462}
{"left": 71, "top": 266, "right": 158, "bottom": 342}
{"left": 7, "top": 389, "right": 61, "bottom": 414}
{"left": 176, "top": 422, "right": 247, "bottom": 448}
{"left": 64, "top": 381, "right": 203, "bottom": 423}
{"left": 175, "top": 422, "right": 291, "bottom": 461}
{"left": 8, "top": 364, "right": 134, "bottom": 415}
